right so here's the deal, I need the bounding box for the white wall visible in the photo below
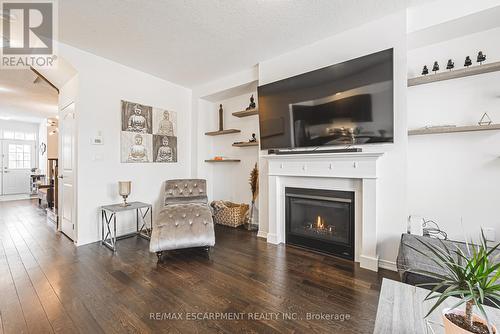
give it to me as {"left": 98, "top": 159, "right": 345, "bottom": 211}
{"left": 408, "top": 27, "right": 500, "bottom": 242}
{"left": 59, "top": 44, "right": 192, "bottom": 245}
{"left": 258, "top": 11, "right": 408, "bottom": 266}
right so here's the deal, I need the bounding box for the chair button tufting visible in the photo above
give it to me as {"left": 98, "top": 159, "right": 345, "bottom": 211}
{"left": 184, "top": 184, "right": 188, "bottom": 188}
{"left": 194, "top": 183, "right": 197, "bottom": 187}
{"left": 189, "top": 190, "right": 193, "bottom": 194}
{"left": 175, "top": 222, "right": 179, "bottom": 227}
{"left": 182, "top": 214, "right": 186, "bottom": 218}
{"left": 189, "top": 221, "right": 193, "bottom": 225}
{"left": 196, "top": 213, "right": 200, "bottom": 217}
{"left": 199, "top": 190, "right": 203, "bottom": 193}
{"left": 169, "top": 215, "right": 173, "bottom": 218}
{"left": 179, "top": 190, "right": 183, "bottom": 194}
{"left": 174, "top": 184, "right": 178, "bottom": 188}
{"left": 203, "top": 221, "right": 208, "bottom": 225}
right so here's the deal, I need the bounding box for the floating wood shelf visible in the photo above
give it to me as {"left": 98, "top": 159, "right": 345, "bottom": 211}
{"left": 408, "top": 124, "right": 500, "bottom": 136}
{"left": 205, "top": 129, "right": 241, "bottom": 136}
{"left": 205, "top": 159, "right": 241, "bottom": 163}
{"left": 408, "top": 61, "right": 500, "bottom": 87}
{"left": 232, "top": 109, "right": 258, "bottom": 118}
{"left": 232, "top": 142, "right": 259, "bottom": 147}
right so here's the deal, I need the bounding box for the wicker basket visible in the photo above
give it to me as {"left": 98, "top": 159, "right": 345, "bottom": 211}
{"left": 211, "top": 201, "right": 249, "bottom": 227}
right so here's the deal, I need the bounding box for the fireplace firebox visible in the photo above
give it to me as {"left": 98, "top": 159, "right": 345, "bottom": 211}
{"left": 285, "top": 187, "right": 355, "bottom": 260}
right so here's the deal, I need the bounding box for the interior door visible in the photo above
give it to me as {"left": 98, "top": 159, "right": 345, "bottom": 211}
{"left": 59, "top": 103, "right": 76, "bottom": 240}
{"left": 1, "top": 140, "right": 33, "bottom": 195}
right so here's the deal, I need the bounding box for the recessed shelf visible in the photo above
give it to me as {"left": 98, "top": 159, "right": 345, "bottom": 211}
{"left": 408, "top": 61, "right": 500, "bottom": 87}
{"left": 232, "top": 109, "right": 258, "bottom": 118}
{"left": 205, "top": 159, "right": 241, "bottom": 163}
{"left": 232, "top": 142, "right": 259, "bottom": 147}
{"left": 408, "top": 124, "right": 500, "bottom": 136}
{"left": 205, "top": 129, "right": 241, "bottom": 136}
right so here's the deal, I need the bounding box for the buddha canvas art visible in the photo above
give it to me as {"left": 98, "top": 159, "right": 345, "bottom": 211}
{"left": 121, "top": 100, "right": 178, "bottom": 163}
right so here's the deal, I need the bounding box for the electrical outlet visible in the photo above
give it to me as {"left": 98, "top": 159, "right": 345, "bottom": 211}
{"left": 483, "top": 227, "right": 496, "bottom": 242}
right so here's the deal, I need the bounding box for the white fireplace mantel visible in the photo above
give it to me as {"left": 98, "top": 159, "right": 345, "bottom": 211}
{"left": 262, "top": 152, "right": 384, "bottom": 271}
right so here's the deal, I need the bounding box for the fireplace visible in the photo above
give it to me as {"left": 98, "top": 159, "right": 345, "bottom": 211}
{"left": 285, "top": 187, "right": 355, "bottom": 260}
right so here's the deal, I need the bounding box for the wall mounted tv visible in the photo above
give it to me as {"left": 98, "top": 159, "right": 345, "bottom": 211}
{"left": 258, "top": 48, "right": 394, "bottom": 151}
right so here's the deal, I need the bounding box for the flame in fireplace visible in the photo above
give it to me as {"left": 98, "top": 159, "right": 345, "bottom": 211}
{"left": 316, "top": 216, "right": 325, "bottom": 229}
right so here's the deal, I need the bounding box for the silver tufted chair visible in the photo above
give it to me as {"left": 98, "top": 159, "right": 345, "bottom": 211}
{"left": 149, "top": 179, "right": 215, "bottom": 258}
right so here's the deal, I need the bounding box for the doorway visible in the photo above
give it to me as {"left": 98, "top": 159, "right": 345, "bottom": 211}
{"left": 0, "top": 138, "right": 36, "bottom": 195}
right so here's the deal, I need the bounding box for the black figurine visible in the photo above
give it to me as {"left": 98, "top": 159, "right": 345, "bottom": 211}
{"left": 464, "top": 56, "right": 472, "bottom": 67}
{"left": 432, "top": 61, "right": 439, "bottom": 73}
{"left": 421, "top": 65, "right": 429, "bottom": 75}
{"left": 249, "top": 133, "right": 257, "bottom": 142}
{"left": 477, "top": 51, "right": 486, "bottom": 64}
{"left": 218, "top": 104, "right": 224, "bottom": 131}
{"left": 246, "top": 94, "right": 256, "bottom": 111}
{"left": 446, "top": 59, "right": 454, "bottom": 70}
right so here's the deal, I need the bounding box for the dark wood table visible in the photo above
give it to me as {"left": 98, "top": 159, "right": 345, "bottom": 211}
{"left": 100, "top": 201, "right": 152, "bottom": 252}
{"left": 374, "top": 279, "right": 500, "bottom": 333}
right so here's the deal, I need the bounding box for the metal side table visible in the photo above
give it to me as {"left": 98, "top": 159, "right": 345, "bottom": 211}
{"left": 101, "top": 201, "right": 152, "bottom": 252}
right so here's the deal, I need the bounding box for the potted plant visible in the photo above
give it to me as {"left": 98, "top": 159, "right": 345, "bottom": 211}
{"left": 407, "top": 231, "right": 500, "bottom": 334}
{"left": 246, "top": 163, "right": 259, "bottom": 230}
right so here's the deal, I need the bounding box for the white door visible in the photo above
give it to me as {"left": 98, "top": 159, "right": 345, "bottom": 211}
{"left": 59, "top": 103, "right": 76, "bottom": 240}
{"left": 1, "top": 140, "right": 33, "bottom": 195}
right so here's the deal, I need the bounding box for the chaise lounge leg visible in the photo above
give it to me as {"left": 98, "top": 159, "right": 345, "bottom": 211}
{"left": 156, "top": 251, "right": 163, "bottom": 259}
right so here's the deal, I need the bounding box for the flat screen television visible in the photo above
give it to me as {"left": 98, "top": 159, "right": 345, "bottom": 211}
{"left": 258, "top": 48, "right": 394, "bottom": 150}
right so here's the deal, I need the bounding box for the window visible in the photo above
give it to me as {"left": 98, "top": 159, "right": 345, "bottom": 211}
{"left": 8, "top": 144, "right": 31, "bottom": 169}
{"left": 14, "top": 131, "right": 25, "bottom": 140}
{"left": 3, "top": 131, "right": 14, "bottom": 139}
{"left": 25, "top": 133, "right": 36, "bottom": 141}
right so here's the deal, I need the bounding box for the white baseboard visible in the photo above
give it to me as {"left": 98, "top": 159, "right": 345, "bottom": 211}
{"left": 256, "top": 230, "right": 267, "bottom": 239}
{"left": 266, "top": 233, "right": 279, "bottom": 244}
{"left": 360, "top": 255, "right": 379, "bottom": 272}
{"left": 378, "top": 259, "right": 398, "bottom": 272}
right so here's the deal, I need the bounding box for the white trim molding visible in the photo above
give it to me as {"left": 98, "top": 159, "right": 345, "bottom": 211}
{"left": 262, "top": 152, "right": 384, "bottom": 272}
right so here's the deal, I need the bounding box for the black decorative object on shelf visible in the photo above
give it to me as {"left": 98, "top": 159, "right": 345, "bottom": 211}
{"left": 477, "top": 51, "right": 486, "bottom": 64}
{"left": 432, "top": 61, "right": 439, "bottom": 73}
{"left": 249, "top": 133, "right": 257, "bottom": 142}
{"left": 421, "top": 65, "right": 429, "bottom": 75}
{"left": 246, "top": 94, "right": 256, "bottom": 111}
{"left": 218, "top": 104, "right": 224, "bottom": 131}
{"left": 446, "top": 59, "right": 454, "bottom": 70}
{"left": 464, "top": 56, "right": 472, "bottom": 67}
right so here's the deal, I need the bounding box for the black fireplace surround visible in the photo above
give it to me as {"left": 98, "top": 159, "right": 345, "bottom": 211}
{"left": 285, "top": 187, "right": 355, "bottom": 260}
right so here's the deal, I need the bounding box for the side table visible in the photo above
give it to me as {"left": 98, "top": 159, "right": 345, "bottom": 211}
{"left": 101, "top": 201, "right": 152, "bottom": 252}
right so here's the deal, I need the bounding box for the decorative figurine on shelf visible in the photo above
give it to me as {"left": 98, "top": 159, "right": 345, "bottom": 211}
{"left": 446, "top": 59, "right": 455, "bottom": 70}
{"left": 464, "top": 56, "right": 472, "bottom": 67}
{"left": 249, "top": 133, "right": 257, "bottom": 142}
{"left": 246, "top": 94, "right": 256, "bottom": 111}
{"left": 432, "top": 61, "right": 439, "bottom": 73}
{"left": 477, "top": 51, "right": 486, "bottom": 64}
{"left": 478, "top": 113, "right": 492, "bottom": 126}
{"left": 421, "top": 65, "right": 429, "bottom": 75}
{"left": 218, "top": 104, "right": 224, "bottom": 131}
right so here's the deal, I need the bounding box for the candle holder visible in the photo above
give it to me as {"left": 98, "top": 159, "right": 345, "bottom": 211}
{"left": 118, "top": 181, "right": 131, "bottom": 207}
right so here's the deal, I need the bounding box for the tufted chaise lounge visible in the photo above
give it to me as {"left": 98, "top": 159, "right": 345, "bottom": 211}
{"left": 149, "top": 179, "right": 215, "bottom": 258}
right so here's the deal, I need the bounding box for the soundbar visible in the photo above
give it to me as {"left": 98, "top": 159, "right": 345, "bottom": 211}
{"left": 268, "top": 148, "right": 362, "bottom": 155}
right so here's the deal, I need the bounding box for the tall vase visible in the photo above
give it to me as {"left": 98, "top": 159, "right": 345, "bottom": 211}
{"left": 247, "top": 200, "right": 259, "bottom": 231}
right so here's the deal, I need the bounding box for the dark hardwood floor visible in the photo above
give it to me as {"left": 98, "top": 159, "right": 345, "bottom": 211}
{"left": 0, "top": 199, "right": 398, "bottom": 333}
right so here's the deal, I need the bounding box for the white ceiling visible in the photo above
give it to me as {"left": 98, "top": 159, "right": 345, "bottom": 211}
{"left": 0, "top": 69, "right": 58, "bottom": 123}
{"left": 59, "top": 0, "right": 432, "bottom": 87}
